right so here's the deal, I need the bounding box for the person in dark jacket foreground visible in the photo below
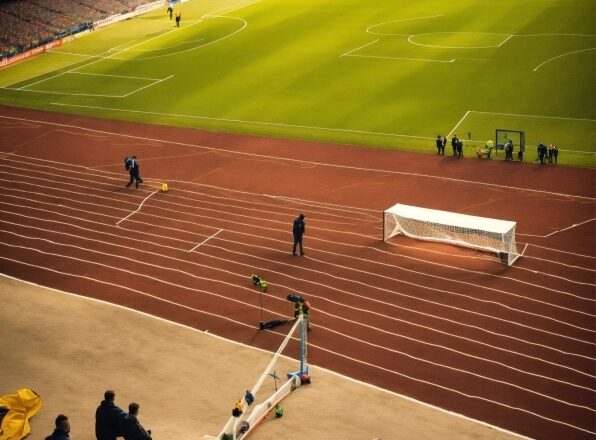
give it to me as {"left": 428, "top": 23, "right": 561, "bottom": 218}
{"left": 96, "top": 390, "right": 125, "bottom": 440}
{"left": 121, "top": 402, "right": 152, "bottom": 440}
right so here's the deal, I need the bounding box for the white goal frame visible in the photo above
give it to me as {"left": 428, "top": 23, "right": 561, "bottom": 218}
{"left": 383, "top": 203, "right": 520, "bottom": 266}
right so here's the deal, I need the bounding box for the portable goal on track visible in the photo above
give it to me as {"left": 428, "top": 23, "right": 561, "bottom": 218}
{"left": 383, "top": 203, "right": 520, "bottom": 266}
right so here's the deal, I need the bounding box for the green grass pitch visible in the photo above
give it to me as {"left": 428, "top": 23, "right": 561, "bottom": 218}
{"left": 1, "top": 0, "right": 594, "bottom": 166}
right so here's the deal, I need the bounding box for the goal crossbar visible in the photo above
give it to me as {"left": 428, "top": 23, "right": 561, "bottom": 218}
{"left": 383, "top": 203, "right": 520, "bottom": 265}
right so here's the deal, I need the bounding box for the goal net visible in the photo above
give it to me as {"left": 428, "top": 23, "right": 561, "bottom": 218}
{"left": 204, "top": 314, "right": 309, "bottom": 440}
{"left": 495, "top": 129, "right": 525, "bottom": 158}
{"left": 383, "top": 203, "right": 520, "bottom": 266}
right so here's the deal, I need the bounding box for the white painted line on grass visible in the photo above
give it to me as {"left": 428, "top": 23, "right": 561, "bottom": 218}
{"left": 340, "top": 39, "right": 379, "bottom": 57}
{"left": 116, "top": 190, "right": 158, "bottom": 225}
{"left": 50, "top": 102, "right": 433, "bottom": 140}
{"left": 447, "top": 110, "right": 470, "bottom": 139}
{"left": 469, "top": 110, "right": 595, "bottom": 122}
{"left": 122, "top": 75, "right": 174, "bottom": 97}
{"left": 189, "top": 228, "right": 224, "bottom": 252}
{"left": 533, "top": 47, "right": 596, "bottom": 71}
{"left": 346, "top": 54, "right": 455, "bottom": 63}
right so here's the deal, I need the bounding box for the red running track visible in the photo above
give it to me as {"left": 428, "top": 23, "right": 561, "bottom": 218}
{"left": 0, "top": 106, "right": 594, "bottom": 440}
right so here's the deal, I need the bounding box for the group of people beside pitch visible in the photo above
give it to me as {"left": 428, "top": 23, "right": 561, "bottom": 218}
{"left": 435, "top": 135, "right": 560, "bottom": 164}
{"left": 45, "top": 390, "right": 151, "bottom": 439}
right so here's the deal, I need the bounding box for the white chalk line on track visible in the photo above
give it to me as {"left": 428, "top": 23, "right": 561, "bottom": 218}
{"left": 0, "top": 239, "right": 594, "bottom": 415}
{"left": 3, "top": 168, "right": 595, "bottom": 312}
{"left": 189, "top": 228, "right": 223, "bottom": 252}
{"left": 116, "top": 190, "right": 159, "bottom": 225}
{"left": 0, "top": 254, "right": 593, "bottom": 437}
{"left": 2, "top": 172, "right": 592, "bottom": 434}
{"left": 4, "top": 155, "right": 593, "bottom": 284}
{"left": 2, "top": 157, "right": 595, "bottom": 294}
{"left": 2, "top": 185, "right": 595, "bottom": 352}
{"left": 0, "top": 273, "right": 534, "bottom": 440}
{"left": 1, "top": 207, "right": 594, "bottom": 373}
{"left": 1, "top": 115, "right": 594, "bottom": 204}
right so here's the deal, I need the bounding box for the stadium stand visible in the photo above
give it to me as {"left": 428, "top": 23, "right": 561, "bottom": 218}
{"left": 0, "top": 0, "right": 154, "bottom": 59}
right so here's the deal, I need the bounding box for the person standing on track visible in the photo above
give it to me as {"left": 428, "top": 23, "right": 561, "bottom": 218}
{"left": 292, "top": 213, "right": 306, "bottom": 256}
{"left": 175, "top": 11, "right": 181, "bottom": 27}
{"left": 125, "top": 156, "right": 143, "bottom": 189}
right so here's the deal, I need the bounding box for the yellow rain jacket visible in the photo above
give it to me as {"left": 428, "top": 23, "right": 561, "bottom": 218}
{"left": 0, "top": 389, "right": 41, "bottom": 440}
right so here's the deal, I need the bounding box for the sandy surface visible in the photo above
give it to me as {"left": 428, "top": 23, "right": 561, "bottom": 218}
{"left": 0, "top": 275, "right": 526, "bottom": 440}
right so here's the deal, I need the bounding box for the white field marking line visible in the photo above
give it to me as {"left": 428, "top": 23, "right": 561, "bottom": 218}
{"left": 9, "top": 221, "right": 590, "bottom": 394}
{"left": 340, "top": 39, "right": 379, "bottom": 57}
{"left": 1, "top": 239, "right": 594, "bottom": 407}
{"left": 25, "top": 103, "right": 596, "bottom": 201}
{"left": 447, "top": 110, "right": 470, "bottom": 139}
{"left": 9, "top": 198, "right": 596, "bottom": 342}
{"left": 0, "top": 232, "right": 262, "bottom": 301}
{"left": 15, "top": 11, "right": 185, "bottom": 92}
{"left": 6, "top": 154, "right": 595, "bottom": 242}
{"left": 3, "top": 204, "right": 592, "bottom": 370}
{"left": 121, "top": 74, "right": 174, "bottom": 97}
{"left": 498, "top": 34, "right": 514, "bottom": 47}
{"left": 5, "top": 275, "right": 540, "bottom": 440}
{"left": 110, "top": 15, "right": 248, "bottom": 62}
{"left": 3, "top": 156, "right": 594, "bottom": 276}
{"left": 10, "top": 171, "right": 593, "bottom": 286}
{"left": 7, "top": 170, "right": 595, "bottom": 294}
{"left": 3, "top": 162, "right": 594, "bottom": 283}
{"left": 366, "top": 15, "right": 444, "bottom": 35}
{"left": 3, "top": 189, "right": 591, "bottom": 344}
{"left": 534, "top": 47, "right": 596, "bottom": 71}
{"left": 4, "top": 0, "right": 252, "bottom": 89}
{"left": 373, "top": 240, "right": 596, "bottom": 304}
{"left": 345, "top": 53, "right": 455, "bottom": 63}
{"left": 189, "top": 228, "right": 223, "bottom": 252}
{"left": 0, "top": 167, "right": 380, "bottom": 239}
{"left": 116, "top": 38, "right": 205, "bottom": 53}
{"left": 116, "top": 190, "right": 158, "bottom": 225}
{"left": 3, "top": 221, "right": 593, "bottom": 391}
{"left": 49, "top": 103, "right": 435, "bottom": 141}
{"left": 526, "top": 242, "right": 595, "bottom": 260}
{"left": 5, "top": 164, "right": 374, "bottom": 229}
{"left": 3, "top": 153, "right": 593, "bottom": 259}
{"left": 315, "top": 319, "right": 596, "bottom": 412}
{"left": 68, "top": 71, "right": 169, "bottom": 81}
{"left": 469, "top": 109, "right": 595, "bottom": 123}
{"left": 517, "top": 218, "right": 596, "bottom": 238}
{"left": 315, "top": 329, "right": 596, "bottom": 437}
{"left": 45, "top": 50, "right": 97, "bottom": 58}
{"left": 208, "top": 0, "right": 262, "bottom": 17}
{"left": 5, "top": 192, "right": 595, "bottom": 349}
{"left": 12, "top": 89, "right": 127, "bottom": 98}
{"left": 4, "top": 158, "right": 595, "bottom": 280}
{"left": 0, "top": 271, "right": 577, "bottom": 440}
{"left": 407, "top": 32, "right": 513, "bottom": 50}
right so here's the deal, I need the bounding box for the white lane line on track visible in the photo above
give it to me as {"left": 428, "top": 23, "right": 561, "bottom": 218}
{"left": 116, "top": 190, "right": 158, "bottom": 225}
{"left": 189, "top": 228, "right": 223, "bottom": 252}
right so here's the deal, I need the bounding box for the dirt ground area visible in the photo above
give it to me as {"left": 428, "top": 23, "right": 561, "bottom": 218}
{"left": 0, "top": 275, "right": 527, "bottom": 440}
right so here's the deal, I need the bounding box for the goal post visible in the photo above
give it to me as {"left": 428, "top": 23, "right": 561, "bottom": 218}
{"left": 383, "top": 203, "right": 520, "bottom": 266}
{"left": 495, "top": 129, "right": 525, "bottom": 159}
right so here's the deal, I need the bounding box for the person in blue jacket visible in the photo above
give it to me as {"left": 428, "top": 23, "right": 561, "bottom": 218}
{"left": 292, "top": 213, "right": 306, "bottom": 256}
{"left": 96, "top": 390, "right": 125, "bottom": 440}
{"left": 125, "top": 156, "right": 143, "bottom": 189}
